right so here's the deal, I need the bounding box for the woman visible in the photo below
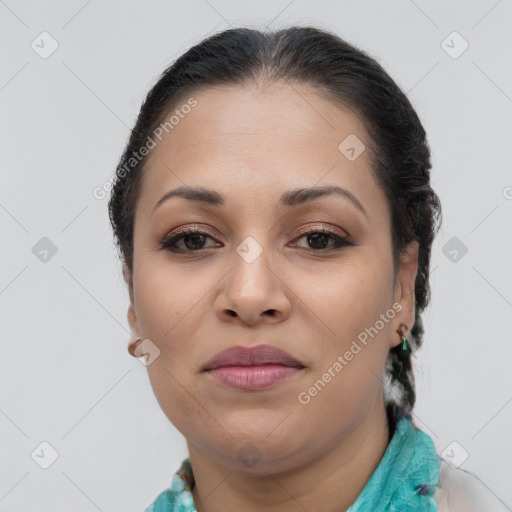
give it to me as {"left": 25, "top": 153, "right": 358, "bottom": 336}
{"left": 108, "top": 26, "right": 507, "bottom": 512}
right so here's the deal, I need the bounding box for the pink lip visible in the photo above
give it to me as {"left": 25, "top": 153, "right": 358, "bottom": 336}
{"left": 207, "top": 365, "right": 304, "bottom": 391}
{"left": 202, "top": 344, "right": 305, "bottom": 391}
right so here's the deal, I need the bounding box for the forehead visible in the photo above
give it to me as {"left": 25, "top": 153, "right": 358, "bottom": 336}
{"left": 137, "top": 82, "right": 387, "bottom": 223}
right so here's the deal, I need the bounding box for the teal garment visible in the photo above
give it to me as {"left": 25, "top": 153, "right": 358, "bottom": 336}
{"left": 145, "top": 408, "right": 440, "bottom": 512}
{"left": 347, "top": 410, "right": 440, "bottom": 511}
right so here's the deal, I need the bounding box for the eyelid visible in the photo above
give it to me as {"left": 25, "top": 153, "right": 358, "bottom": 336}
{"left": 162, "top": 223, "right": 221, "bottom": 240}
{"left": 293, "top": 222, "right": 349, "bottom": 239}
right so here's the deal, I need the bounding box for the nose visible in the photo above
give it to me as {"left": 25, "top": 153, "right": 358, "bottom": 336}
{"left": 215, "top": 244, "right": 292, "bottom": 326}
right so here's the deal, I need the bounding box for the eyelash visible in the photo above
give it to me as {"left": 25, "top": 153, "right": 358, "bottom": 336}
{"left": 158, "top": 224, "right": 353, "bottom": 253}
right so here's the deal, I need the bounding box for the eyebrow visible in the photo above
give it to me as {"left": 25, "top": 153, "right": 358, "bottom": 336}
{"left": 152, "top": 185, "right": 368, "bottom": 217}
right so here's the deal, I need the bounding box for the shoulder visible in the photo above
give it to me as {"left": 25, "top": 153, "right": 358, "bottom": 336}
{"left": 435, "top": 459, "right": 510, "bottom": 512}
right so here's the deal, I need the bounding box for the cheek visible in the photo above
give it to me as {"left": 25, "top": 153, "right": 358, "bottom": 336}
{"left": 292, "top": 256, "right": 393, "bottom": 340}
{"left": 133, "top": 266, "right": 211, "bottom": 432}
{"left": 132, "top": 263, "right": 208, "bottom": 404}
{"left": 133, "top": 261, "right": 205, "bottom": 340}
{"left": 291, "top": 258, "right": 394, "bottom": 398}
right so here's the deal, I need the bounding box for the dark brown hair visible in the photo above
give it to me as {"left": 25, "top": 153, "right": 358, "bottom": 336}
{"left": 108, "top": 26, "right": 442, "bottom": 419}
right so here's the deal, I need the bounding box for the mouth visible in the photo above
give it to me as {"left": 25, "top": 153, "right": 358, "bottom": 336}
{"left": 201, "top": 344, "right": 306, "bottom": 391}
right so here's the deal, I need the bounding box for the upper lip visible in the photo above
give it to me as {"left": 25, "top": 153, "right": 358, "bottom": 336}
{"left": 202, "top": 344, "right": 305, "bottom": 371}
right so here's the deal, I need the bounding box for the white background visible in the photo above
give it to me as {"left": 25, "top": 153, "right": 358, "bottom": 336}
{"left": 1, "top": 0, "right": 511, "bottom": 510}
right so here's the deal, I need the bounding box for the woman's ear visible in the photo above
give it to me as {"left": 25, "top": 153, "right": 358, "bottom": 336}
{"left": 391, "top": 240, "right": 420, "bottom": 348}
{"left": 122, "top": 262, "right": 140, "bottom": 342}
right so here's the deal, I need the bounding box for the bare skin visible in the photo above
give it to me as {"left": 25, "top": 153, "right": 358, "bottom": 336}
{"left": 124, "top": 80, "right": 419, "bottom": 512}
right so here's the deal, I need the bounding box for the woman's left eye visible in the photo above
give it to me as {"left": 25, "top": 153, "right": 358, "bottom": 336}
{"left": 290, "top": 228, "right": 353, "bottom": 251}
{"left": 159, "top": 226, "right": 352, "bottom": 253}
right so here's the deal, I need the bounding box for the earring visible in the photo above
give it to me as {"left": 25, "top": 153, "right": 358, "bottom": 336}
{"left": 396, "top": 323, "right": 411, "bottom": 353}
{"left": 129, "top": 337, "right": 143, "bottom": 357}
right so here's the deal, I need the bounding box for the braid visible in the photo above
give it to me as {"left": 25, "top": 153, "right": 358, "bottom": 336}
{"left": 388, "top": 344, "right": 414, "bottom": 419}
{"left": 386, "top": 302, "right": 424, "bottom": 419}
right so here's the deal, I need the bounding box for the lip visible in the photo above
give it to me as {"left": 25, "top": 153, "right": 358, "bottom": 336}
{"left": 202, "top": 344, "right": 305, "bottom": 392}
{"left": 202, "top": 344, "right": 305, "bottom": 372}
{"left": 207, "top": 365, "right": 304, "bottom": 391}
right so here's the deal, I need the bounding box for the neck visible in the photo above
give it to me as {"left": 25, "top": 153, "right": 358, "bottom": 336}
{"left": 188, "top": 397, "right": 392, "bottom": 512}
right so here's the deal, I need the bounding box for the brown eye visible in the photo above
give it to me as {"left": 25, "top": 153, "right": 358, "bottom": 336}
{"left": 160, "top": 227, "right": 221, "bottom": 252}
{"left": 291, "top": 228, "right": 352, "bottom": 251}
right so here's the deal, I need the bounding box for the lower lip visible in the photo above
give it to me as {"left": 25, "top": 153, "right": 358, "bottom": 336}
{"left": 205, "top": 364, "right": 304, "bottom": 391}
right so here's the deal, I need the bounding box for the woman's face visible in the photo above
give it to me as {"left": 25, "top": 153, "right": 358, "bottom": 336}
{"left": 125, "top": 82, "right": 418, "bottom": 473}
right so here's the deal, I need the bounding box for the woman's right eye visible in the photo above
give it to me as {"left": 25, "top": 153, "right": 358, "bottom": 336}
{"left": 159, "top": 227, "right": 221, "bottom": 252}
